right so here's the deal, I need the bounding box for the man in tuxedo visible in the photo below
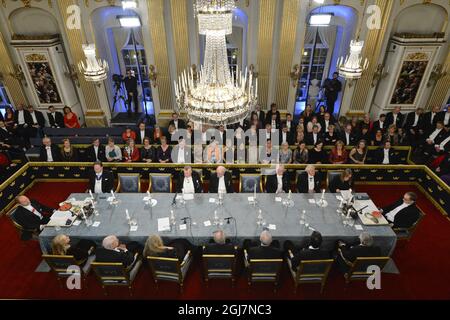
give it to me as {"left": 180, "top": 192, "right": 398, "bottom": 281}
{"left": 306, "top": 125, "right": 323, "bottom": 145}
{"left": 284, "top": 113, "right": 295, "bottom": 136}
{"left": 372, "top": 114, "right": 387, "bottom": 134}
{"left": 13, "top": 103, "right": 33, "bottom": 143}
{"left": 123, "top": 70, "right": 139, "bottom": 115}
{"left": 336, "top": 232, "right": 381, "bottom": 273}
{"left": 440, "top": 107, "right": 450, "bottom": 129}
{"left": 88, "top": 162, "right": 115, "bottom": 194}
{"left": 265, "top": 103, "right": 281, "bottom": 126}
{"left": 245, "top": 230, "right": 283, "bottom": 260}
{"left": 279, "top": 124, "right": 293, "bottom": 145}
{"left": 217, "top": 125, "right": 227, "bottom": 146}
{"left": 203, "top": 230, "right": 236, "bottom": 255}
{"left": 380, "top": 192, "right": 421, "bottom": 229}
{"left": 423, "top": 121, "right": 448, "bottom": 156}
{"left": 0, "top": 120, "right": 25, "bottom": 150}
{"left": 177, "top": 166, "right": 203, "bottom": 193}
{"left": 422, "top": 106, "right": 441, "bottom": 134}
{"left": 265, "top": 165, "right": 290, "bottom": 193}
{"left": 385, "top": 106, "right": 404, "bottom": 129}
{"left": 47, "top": 105, "right": 65, "bottom": 128}
{"left": 168, "top": 113, "right": 186, "bottom": 130}
{"left": 95, "top": 235, "right": 140, "bottom": 268}
{"left": 254, "top": 104, "right": 265, "bottom": 124}
{"left": 340, "top": 124, "right": 356, "bottom": 146}
{"left": 209, "top": 166, "right": 233, "bottom": 193}
{"left": 285, "top": 231, "right": 330, "bottom": 272}
{"left": 320, "top": 112, "right": 335, "bottom": 133}
{"left": 297, "top": 165, "right": 321, "bottom": 193}
{"left": 86, "top": 138, "right": 107, "bottom": 162}
{"left": 434, "top": 134, "right": 450, "bottom": 155}
{"left": 267, "top": 113, "right": 281, "bottom": 130}
{"left": 28, "top": 105, "right": 46, "bottom": 137}
{"left": 39, "top": 137, "right": 61, "bottom": 162}
{"left": 404, "top": 108, "right": 424, "bottom": 144}
{"left": 374, "top": 141, "right": 398, "bottom": 164}
{"left": 13, "top": 195, "right": 55, "bottom": 239}
{"left": 323, "top": 72, "right": 342, "bottom": 115}
{"left": 134, "top": 122, "right": 151, "bottom": 145}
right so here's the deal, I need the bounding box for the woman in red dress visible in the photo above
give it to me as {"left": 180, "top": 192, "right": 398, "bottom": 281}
{"left": 63, "top": 106, "right": 81, "bottom": 128}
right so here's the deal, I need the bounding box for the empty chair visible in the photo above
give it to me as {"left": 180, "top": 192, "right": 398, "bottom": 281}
{"left": 148, "top": 173, "right": 172, "bottom": 193}
{"left": 116, "top": 173, "right": 141, "bottom": 193}
{"left": 244, "top": 249, "right": 283, "bottom": 292}
{"left": 327, "top": 170, "right": 343, "bottom": 193}
{"left": 239, "top": 174, "right": 263, "bottom": 193}
{"left": 202, "top": 245, "right": 238, "bottom": 287}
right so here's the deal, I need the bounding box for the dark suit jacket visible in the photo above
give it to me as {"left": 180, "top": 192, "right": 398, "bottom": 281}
{"left": 385, "top": 112, "right": 404, "bottom": 128}
{"left": 203, "top": 243, "right": 236, "bottom": 255}
{"left": 290, "top": 248, "right": 330, "bottom": 271}
{"left": 39, "top": 145, "right": 61, "bottom": 162}
{"left": 279, "top": 131, "right": 294, "bottom": 145}
{"left": 265, "top": 173, "right": 290, "bottom": 193}
{"left": 30, "top": 111, "right": 46, "bottom": 127}
{"left": 305, "top": 133, "right": 323, "bottom": 146}
{"left": 88, "top": 169, "right": 115, "bottom": 193}
{"left": 47, "top": 111, "right": 65, "bottom": 128}
{"left": 13, "top": 200, "right": 54, "bottom": 230}
{"left": 85, "top": 145, "right": 107, "bottom": 162}
{"left": 340, "top": 132, "right": 357, "bottom": 146}
{"left": 422, "top": 112, "right": 440, "bottom": 132}
{"left": 95, "top": 247, "right": 135, "bottom": 268}
{"left": 134, "top": 129, "right": 152, "bottom": 145}
{"left": 168, "top": 119, "right": 186, "bottom": 130}
{"left": 254, "top": 111, "right": 266, "bottom": 124}
{"left": 382, "top": 199, "right": 421, "bottom": 228}
{"left": 14, "top": 110, "right": 33, "bottom": 126}
{"left": 209, "top": 172, "right": 234, "bottom": 193}
{"left": 265, "top": 110, "right": 281, "bottom": 125}
{"left": 372, "top": 120, "right": 387, "bottom": 133}
{"left": 404, "top": 112, "right": 424, "bottom": 131}
{"left": 428, "top": 129, "right": 448, "bottom": 144}
{"left": 297, "top": 172, "right": 322, "bottom": 193}
{"left": 248, "top": 245, "right": 283, "bottom": 260}
{"left": 177, "top": 171, "right": 203, "bottom": 193}
{"left": 337, "top": 243, "right": 381, "bottom": 273}
{"left": 374, "top": 148, "right": 398, "bottom": 164}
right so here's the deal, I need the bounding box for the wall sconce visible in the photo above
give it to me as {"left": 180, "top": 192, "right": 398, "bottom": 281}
{"left": 64, "top": 64, "right": 80, "bottom": 87}
{"left": 371, "top": 63, "right": 389, "bottom": 87}
{"left": 290, "top": 64, "right": 301, "bottom": 87}
{"left": 249, "top": 64, "right": 258, "bottom": 79}
{"left": 149, "top": 65, "right": 158, "bottom": 87}
{"left": 7, "top": 64, "right": 27, "bottom": 87}
{"left": 427, "top": 64, "right": 448, "bottom": 87}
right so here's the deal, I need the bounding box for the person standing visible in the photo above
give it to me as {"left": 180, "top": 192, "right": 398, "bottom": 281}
{"left": 323, "top": 72, "right": 342, "bottom": 116}
{"left": 123, "top": 70, "right": 139, "bottom": 116}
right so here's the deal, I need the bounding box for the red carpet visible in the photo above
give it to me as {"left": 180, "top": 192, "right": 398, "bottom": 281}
{"left": 0, "top": 182, "right": 449, "bottom": 300}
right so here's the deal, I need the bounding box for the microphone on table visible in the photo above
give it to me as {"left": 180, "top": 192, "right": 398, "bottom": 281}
{"left": 172, "top": 193, "right": 178, "bottom": 206}
{"left": 224, "top": 217, "right": 234, "bottom": 224}
{"left": 181, "top": 217, "right": 190, "bottom": 224}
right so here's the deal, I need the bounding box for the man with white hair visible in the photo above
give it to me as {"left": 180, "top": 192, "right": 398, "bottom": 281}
{"left": 39, "top": 137, "right": 61, "bottom": 162}
{"left": 336, "top": 232, "right": 381, "bottom": 273}
{"left": 95, "top": 235, "right": 141, "bottom": 268}
{"left": 297, "top": 164, "right": 322, "bottom": 193}
{"left": 265, "top": 165, "right": 290, "bottom": 193}
{"left": 209, "top": 166, "right": 233, "bottom": 193}
{"left": 245, "top": 230, "right": 282, "bottom": 260}
{"left": 203, "top": 230, "right": 236, "bottom": 254}
{"left": 177, "top": 166, "right": 203, "bottom": 193}
{"left": 13, "top": 195, "right": 55, "bottom": 239}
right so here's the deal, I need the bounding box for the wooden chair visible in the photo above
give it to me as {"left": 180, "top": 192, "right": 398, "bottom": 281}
{"left": 116, "top": 173, "right": 141, "bottom": 193}
{"left": 344, "top": 256, "right": 390, "bottom": 285}
{"left": 202, "top": 246, "right": 238, "bottom": 287}
{"left": 327, "top": 170, "right": 343, "bottom": 193}
{"left": 42, "top": 254, "right": 95, "bottom": 289}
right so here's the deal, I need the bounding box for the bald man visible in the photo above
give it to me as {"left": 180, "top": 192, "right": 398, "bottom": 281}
{"left": 13, "top": 195, "right": 55, "bottom": 239}
{"left": 95, "top": 235, "right": 141, "bottom": 268}
{"left": 246, "top": 230, "right": 282, "bottom": 260}
{"left": 39, "top": 137, "right": 61, "bottom": 162}
{"left": 209, "top": 166, "right": 234, "bottom": 193}
{"left": 203, "top": 230, "right": 236, "bottom": 255}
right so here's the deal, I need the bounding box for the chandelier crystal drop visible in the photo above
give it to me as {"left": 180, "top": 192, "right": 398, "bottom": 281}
{"left": 337, "top": 40, "right": 369, "bottom": 80}
{"left": 175, "top": 0, "right": 257, "bottom": 126}
{"left": 78, "top": 44, "right": 109, "bottom": 82}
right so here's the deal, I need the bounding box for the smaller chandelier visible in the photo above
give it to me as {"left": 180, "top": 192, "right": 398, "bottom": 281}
{"left": 337, "top": 40, "right": 369, "bottom": 79}
{"left": 78, "top": 44, "right": 109, "bottom": 82}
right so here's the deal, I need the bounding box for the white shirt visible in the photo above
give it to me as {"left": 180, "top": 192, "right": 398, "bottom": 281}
{"left": 382, "top": 149, "right": 390, "bottom": 164}
{"left": 438, "top": 135, "right": 450, "bottom": 150}
{"left": 385, "top": 202, "right": 411, "bottom": 222}
{"left": 313, "top": 133, "right": 318, "bottom": 144}
{"left": 324, "top": 120, "right": 330, "bottom": 132}
{"left": 30, "top": 112, "right": 38, "bottom": 124}
{"left": 413, "top": 113, "right": 419, "bottom": 127}
{"left": 444, "top": 112, "right": 450, "bottom": 126}
{"left": 345, "top": 132, "right": 350, "bottom": 145}
{"left": 428, "top": 128, "right": 442, "bottom": 142}
{"left": 18, "top": 110, "right": 25, "bottom": 125}
{"left": 218, "top": 176, "right": 227, "bottom": 193}
{"left": 94, "top": 145, "right": 99, "bottom": 161}
{"left": 271, "top": 120, "right": 276, "bottom": 128}
{"left": 140, "top": 130, "right": 145, "bottom": 143}
{"left": 266, "top": 131, "right": 271, "bottom": 140}
{"left": 379, "top": 121, "right": 384, "bottom": 129}
{"left": 94, "top": 172, "right": 103, "bottom": 194}
{"left": 23, "top": 204, "right": 42, "bottom": 219}
{"left": 177, "top": 147, "right": 186, "bottom": 164}
{"left": 307, "top": 174, "right": 315, "bottom": 191}
{"left": 282, "top": 132, "right": 287, "bottom": 143}
{"left": 431, "top": 112, "right": 436, "bottom": 124}
{"left": 393, "top": 113, "right": 398, "bottom": 125}
{"left": 183, "top": 177, "right": 195, "bottom": 194}
{"left": 174, "top": 120, "right": 179, "bottom": 129}
{"left": 276, "top": 175, "right": 283, "bottom": 193}
{"left": 286, "top": 121, "right": 291, "bottom": 130}
{"left": 46, "top": 146, "right": 53, "bottom": 162}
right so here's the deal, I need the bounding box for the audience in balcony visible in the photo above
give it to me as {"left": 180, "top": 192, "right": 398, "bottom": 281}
{"left": 374, "top": 141, "right": 398, "bottom": 165}
{"left": 63, "top": 106, "right": 80, "bottom": 129}
{"left": 349, "top": 140, "right": 368, "bottom": 165}
{"left": 153, "top": 125, "right": 164, "bottom": 145}
{"left": 329, "top": 140, "right": 348, "bottom": 165}
{"left": 373, "top": 113, "right": 387, "bottom": 133}
{"left": 4, "top": 106, "right": 15, "bottom": 130}
{"left": 39, "top": 137, "right": 61, "bottom": 162}
{"left": 371, "top": 129, "right": 385, "bottom": 147}
{"left": 423, "top": 121, "right": 448, "bottom": 156}
{"left": 293, "top": 142, "right": 308, "bottom": 164}
{"left": 305, "top": 124, "right": 322, "bottom": 145}
{"left": 156, "top": 136, "right": 172, "bottom": 163}
{"left": 141, "top": 137, "right": 155, "bottom": 163}
{"left": 105, "top": 137, "right": 122, "bottom": 162}
{"left": 340, "top": 123, "right": 357, "bottom": 146}
{"left": 135, "top": 122, "right": 151, "bottom": 145}
{"left": 168, "top": 112, "right": 186, "bottom": 130}
{"left": 323, "top": 124, "right": 338, "bottom": 146}
{"left": 121, "top": 127, "right": 136, "bottom": 143}
{"left": 47, "top": 105, "right": 65, "bottom": 128}
{"left": 279, "top": 142, "right": 292, "bottom": 164}
{"left": 385, "top": 125, "right": 400, "bottom": 146}
{"left": 60, "top": 138, "right": 79, "bottom": 162}
{"left": 28, "top": 105, "right": 45, "bottom": 138}
{"left": 86, "top": 138, "right": 107, "bottom": 162}
{"left": 123, "top": 138, "right": 140, "bottom": 162}
{"left": 386, "top": 106, "right": 404, "bottom": 129}
{"left": 308, "top": 141, "right": 327, "bottom": 164}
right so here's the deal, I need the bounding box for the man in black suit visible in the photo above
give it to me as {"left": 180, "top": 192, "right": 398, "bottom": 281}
{"left": 285, "top": 231, "right": 330, "bottom": 271}
{"left": 385, "top": 106, "right": 404, "bottom": 129}
{"left": 440, "top": 107, "right": 450, "bottom": 129}
{"left": 85, "top": 138, "right": 107, "bottom": 162}
{"left": 279, "top": 124, "right": 293, "bottom": 145}
{"left": 306, "top": 125, "right": 323, "bottom": 145}
{"left": 245, "top": 230, "right": 283, "bottom": 260}
{"left": 13, "top": 103, "right": 33, "bottom": 143}
{"left": 168, "top": 113, "right": 186, "bottom": 130}
{"left": 265, "top": 103, "right": 281, "bottom": 126}
{"left": 374, "top": 141, "right": 398, "bottom": 164}
{"left": 254, "top": 104, "right": 265, "bottom": 125}
{"left": 88, "top": 162, "right": 115, "bottom": 194}
{"left": 340, "top": 124, "right": 356, "bottom": 146}
{"left": 372, "top": 114, "right": 387, "bottom": 134}
{"left": 209, "top": 166, "right": 234, "bottom": 193}
{"left": 297, "top": 165, "right": 322, "bottom": 193}
{"left": 336, "top": 232, "right": 381, "bottom": 273}
{"left": 28, "top": 105, "right": 46, "bottom": 137}
{"left": 320, "top": 112, "right": 336, "bottom": 133}
{"left": 323, "top": 72, "right": 342, "bottom": 115}
{"left": 95, "top": 235, "right": 140, "bottom": 268}
{"left": 404, "top": 108, "right": 424, "bottom": 144}
{"left": 284, "top": 113, "right": 296, "bottom": 136}
{"left": 0, "top": 120, "right": 25, "bottom": 150}
{"left": 123, "top": 70, "right": 139, "bottom": 115}
{"left": 177, "top": 166, "right": 203, "bottom": 193}
{"left": 134, "top": 122, "right": 152, "bottom": 145}
{"left": 47, "top": 105, "right": 65, "bottom": 128}
{"left": 380, "top": 192, "right": 421, "bottom": 229}
{"left": 265, "top": 165, "right": 290, "bottom": 193}
{"left": 422, "top": 106, "right": 441, "bottom": 134}
{"left": 39, "top": 137, "right": 61, "bottom": 162}
{"left": 423, "top": 121, "right": 448, "bottom": 156}
{"left": 13, "top": 195, "right": 55, "bottom": 240}
{"left": 203, "top": 230, "right": 236, "bottom": 255}
{"left": 266, "top": 113, "right": 281, "bottom": 130}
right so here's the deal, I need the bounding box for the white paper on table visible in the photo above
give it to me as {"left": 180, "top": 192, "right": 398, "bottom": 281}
{"left": 308, "top": 199, "right": 316, "bottom": 204}
{"left": 92, "top": 221, "right": 101, "bottom": 227}
{"left": 158, "top": 217, "right": 171, "bottom": 232}
{"left": 72, "top": 220, "right": 81, "bottom": 226}
{"left": 176, "top": 195, "right": 183, "bottom": 200}
{"left": 248, "top": 196, "right": 255, "bottom": 202}
{"left": 107, "top": 197, "right": 115, "bottom": 202}
{"left": 179, "top": 224, "right": 187, "bottom": 231}
{"left": 209, "top": 198, "right": 216, "bottom": 203}
{"left": 268, "top": 224, "right": 276, "bottom": 230}
{"left": 354, "top": 225, "right": 364, "bottom": 231}
{"left": 204, "top": 220, "right": 212, "bottom": 227}
{"left": 130, "top": 226, "right": 138, "bottom": 232}
{"left": 183, "top": 193, "right": 194, "bottom": 201}
{"left": 275, "top": 197, "right": 282, "bottom": 202}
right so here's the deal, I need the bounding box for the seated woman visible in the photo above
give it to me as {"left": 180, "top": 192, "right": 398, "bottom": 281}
{"left": 329, "top": 140, "right": 348, "bottom": 164}
{"left": 359, "top": 125, "right": 371, "bottom": 143}
{"left": 60, "top": 138, "right": 79, "bottom": 162}
{"left": 293, "top": 141, "right": 309, "bottom": 164}
{"left": 153, "top": 126, "right": 164, "bottom": 145}
{"left": 51, "top": 234, "right": 96, "bottom": 263}
{"left": 323, "top": 124, "right": 338, "bottom": 146}
{"left": 105, "top": 137, "right": 122, "bottom": 162}
{"left": 143, "top": 234, "right": 192, "bottom": 262}
{"left": 121, "top": 128, "right": 136, "bottom": 143}
{"left": 123, "top": 138, "right": 140, "bottom": 162}
{"left": 384, "top": 124, "right": 400, "bottom": 146}
{"left": 156, "top": 136, "right": 172, "bottom": 163}
{"left": 293, "top": 129, "right": 305, "bottom": 147}
{"left": 348, "top": 139, "right": 367, "bottom": 164}
{"left": 371, "top": 129, "right": 384, "bottom": 147}
{"left": 306, "top": 116, "right": 322, "bottom": 134}
{"left": 329, "top": 168, "right": 354, "bottom": 193}
{"left": 279, "top": 142, "right": 292, "bottom": 164}
{"left": 63, "top": 106, "right": 80, "bottom": 129}
{"left": 4, "top": 106, "right": 15, "bottom": 130}
{"left": 308, "top": 141, "right": 327, "bottom": 164}
{"left": 141, "top": 137, "right": 155, "bottom": 163}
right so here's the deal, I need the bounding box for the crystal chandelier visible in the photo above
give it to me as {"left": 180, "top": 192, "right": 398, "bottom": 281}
{"left": 78, "top": 44, "right": 109, "bottom": 82}
{"left": 337, "top": 40, "right": 369, "bottom": 79}
{"left": 174, "top": 0, "right": 257, "bottom": 126}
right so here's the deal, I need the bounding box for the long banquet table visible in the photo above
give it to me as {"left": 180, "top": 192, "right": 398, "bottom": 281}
{"left": 39, "top": 193, "right": 397, "bottom": 256}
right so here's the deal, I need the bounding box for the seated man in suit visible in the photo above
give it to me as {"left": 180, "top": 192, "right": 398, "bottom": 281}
{"left": 135, "top": 121, "right": 151, "bottom": 145}
{"left": 209, "top": 165, "right": 234, "bottom": 193}
{"left": 86, "top": 138, "right": 107, "bottom": 162}
{"left": 47, "top": 105, "right": 65, "bottom": 128}
{"left": 297, "top": 164, "right": 322, "bottom": 193}
{"left": 305, "top": 125, "right": 323, "bottom": 146}
{"left": 285, "top": 231, "right": 330, "bottom": 271}
{"left": 379, "top": 192, "right": 421, "bottom": 229}
{"left": 95, "top": 235, "right": 141, "bottom": 268}
{"left": 374, "top": 140, "right": 398, "bottom": 164}
{"left": 28, "top": 105, "right": 46, "bottom": 138}
{"left": 203, "top": 230, "right": 236, "bottom": 255}
{"left": 177, "top": 165, "right": 203, "bottom": 193}
{"left": 168, "top": 112, "right": 186, "bottom": 130}
{"left": 245, "top": 230, "right": 283, "bottom": 261}
{"left": 340, "top": 124, "right": 356, "bottom": 146}
{"left": 39, "top": 137, "right": 61, "bottom": 162}
{"left": 88, "top": 161, "right": 115, "bottom": 194}
{"left": 265, "top": 165, "right": 290, "bottom": 194}
{"left": 13, "top": 195, "right": 55, "bottom": 239}
{"left": 336, "top": 232, "right": 381, "bottom": 273}
{"left": 423, "top": 121, "right": 448, "bottom": 156}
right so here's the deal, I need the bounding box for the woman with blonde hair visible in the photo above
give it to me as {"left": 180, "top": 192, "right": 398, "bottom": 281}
{"left": 51, "top": 234, "right": 95, "bottom": 262}
{"left": 143, "top": 234, "right": 192, "bottom": 262}
{"left": 60, "top": 138, "right": 79, "bottom": 162}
